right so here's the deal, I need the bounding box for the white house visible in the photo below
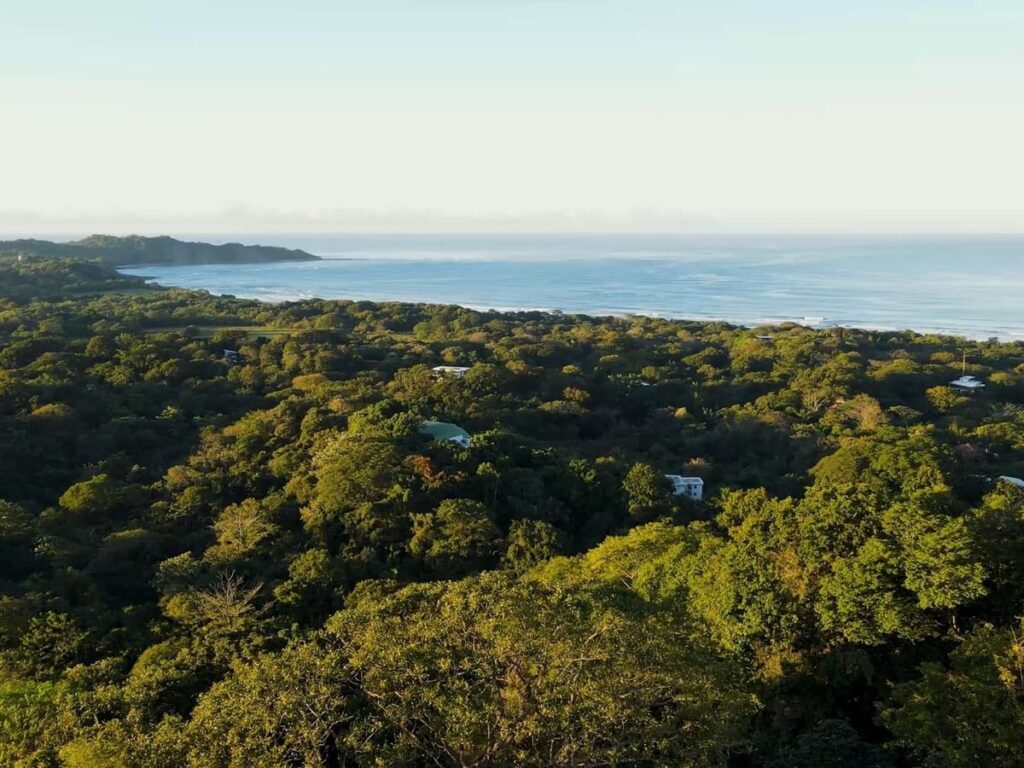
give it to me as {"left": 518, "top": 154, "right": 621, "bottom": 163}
{"left": 998, "top": 476, "right": 1024, "bottom": 489}
{"left": 951, "top": 353, "right": 985, "bottom": 391}
{"left": 432, "top": 365, "right": 471, "bottom": 379}
{"left": 950, "top": 374, "right": 985, "bottom": 391}
{"left": 665, "top": 475, "right": 704, "bottom": 501}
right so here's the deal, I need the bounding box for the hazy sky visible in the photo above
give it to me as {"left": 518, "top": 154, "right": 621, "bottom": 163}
{"left": 3, "top": 1, "right": 1023, "bottom": 234}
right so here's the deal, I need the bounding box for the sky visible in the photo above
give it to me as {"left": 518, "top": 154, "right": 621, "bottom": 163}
{"left": 2, "top": 0, "right": 1023, "bottom": 235}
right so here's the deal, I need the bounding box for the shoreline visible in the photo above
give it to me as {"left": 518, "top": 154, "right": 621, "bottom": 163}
{"left": 119, "top": 267, "right": 1024, "bottom": 344}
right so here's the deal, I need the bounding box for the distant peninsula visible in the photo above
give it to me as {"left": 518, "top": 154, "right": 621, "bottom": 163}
{"left": 0, "top": 234, "right": 320, "bottom": 267}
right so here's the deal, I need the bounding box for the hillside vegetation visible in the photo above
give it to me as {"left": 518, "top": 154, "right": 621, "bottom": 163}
{"left": 1, "top": 257, "right": 1024, "bottom": 766}
{"left": 0, "top": 235, "right": 318, "bottom": 267}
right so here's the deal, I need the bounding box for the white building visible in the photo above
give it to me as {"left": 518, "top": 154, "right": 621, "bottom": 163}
{"left": 950, "top": 374, "right": 985, "bottom": 391}
{"left": 998, "top": 476, "right": 1024, "bottom": 489}
{"left": 951, "top": 353, "right": 985, "bottom": 391}
{"left": 665, "top": 475, "right": 704, "bottom": 501}
{"left": 432, "top": 365, "right": 471, "bottom": 379}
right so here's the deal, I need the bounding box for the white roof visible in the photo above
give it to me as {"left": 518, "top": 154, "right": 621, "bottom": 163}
{"left": 665, "top": 475, "right": 704, "bottom": 485}
{"left": 432, "top": 365, "right": 470, "bottom": 372}
{"left": 998, "top": 476, "right": 1024, "bottom": 488}
{"left": 951, "top": 375, "right": 985, "bottom": 389}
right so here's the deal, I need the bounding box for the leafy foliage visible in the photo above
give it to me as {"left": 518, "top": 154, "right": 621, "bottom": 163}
{"left": 2, "top": 258, "right": 1024, "bottom": 765}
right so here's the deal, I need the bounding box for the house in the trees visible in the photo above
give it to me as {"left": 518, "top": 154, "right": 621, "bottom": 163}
{"left": 998, "top": 475, "right": 1024, "bottom": 489}
{"left": 665, "top": 475, "right": 704, "bottom": 501}
{"left": 950, "top": 374, "right": 985, "bottom": 392}
{"left": 419, "top": 420, "right": 472, "bottom": 448}
{"left": 951, "top": 352, "right": 985, "bottom": 391}
{"left": 223, "top": 349, "right": 243, "bottom": 364}
{"left": 432, "top": 365, "right": 471, "bottom": 379}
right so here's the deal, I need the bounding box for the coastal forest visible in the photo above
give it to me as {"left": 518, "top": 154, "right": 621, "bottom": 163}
{"left": 3, "top": 252, "right": 1024, "bottom": 767}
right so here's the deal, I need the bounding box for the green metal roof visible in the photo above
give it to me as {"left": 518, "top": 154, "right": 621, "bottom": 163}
{"left": 418, "top": 420, "right": 470, "bottom": 441}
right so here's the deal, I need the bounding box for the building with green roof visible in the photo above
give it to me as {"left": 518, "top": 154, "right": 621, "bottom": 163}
{"left": 418, "top": 420, "right": 472, "bottom": 448}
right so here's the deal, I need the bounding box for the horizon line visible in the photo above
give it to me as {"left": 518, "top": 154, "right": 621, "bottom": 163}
{"left": 4, "top": 230, "right": 1024, "bottom": 240}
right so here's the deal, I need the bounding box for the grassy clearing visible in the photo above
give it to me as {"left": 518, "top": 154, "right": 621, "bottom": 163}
{"left": 141, "top": 325, "right": 302, "bottom": 339}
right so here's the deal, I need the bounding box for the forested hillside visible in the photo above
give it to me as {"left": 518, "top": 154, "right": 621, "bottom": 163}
{"left": 0, "top": 235, "right": 318, "bottom": 267}
{"left": 2, "top": 256, "right": 1024, "bottom": 767}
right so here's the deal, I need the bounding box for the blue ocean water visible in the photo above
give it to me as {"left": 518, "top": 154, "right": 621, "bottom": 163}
{"left": 121, "top": 234, "right": 1024, "bottom": 340}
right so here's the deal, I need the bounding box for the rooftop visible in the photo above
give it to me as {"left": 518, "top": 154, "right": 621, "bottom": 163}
{"left": 951, "top": 375, "right": 985, "bottom": 389}
{"left": 418, "top": 420, "right": 471, "bottom": 442}
{"left": 665, "top": 474, "right": 703, "bottom": 483}
{"left": 665, "top": 475, "right": 704, "bottom": 500}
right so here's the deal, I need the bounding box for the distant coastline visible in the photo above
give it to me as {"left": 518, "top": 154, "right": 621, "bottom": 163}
{"left": 5, "top": 232, "right": 1021, "bottom": 341}
{"left": 0, "top": 234, "right": 320, "bottom": 267}
{"left": 119, "top": 233, "right": 1024, "bottom": 342}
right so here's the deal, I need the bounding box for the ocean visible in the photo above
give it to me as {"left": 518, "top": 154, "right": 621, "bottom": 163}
{"left": 120, "top": 234, "right": 1024, "bottom": 341}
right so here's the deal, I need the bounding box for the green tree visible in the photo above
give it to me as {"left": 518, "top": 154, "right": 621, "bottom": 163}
{"left": 306, "top": 438, "right": 406, "bottom": 537}
{"left": 0, "top": 678, "right": 62, "bottom": 767}
{"left": 623, "top": 462, "right": 673, "bottom": 522}
{"left": 10, "top": 612, "right": 89, "bottom": 678}
{"left": 883, "top": 621, "right": 1024, "bottom": 767}
{"left": 410, "top": 498, "right": 502, "bottom": 577}
{"left": 502, "top": 518, "right": 564, "bottom": 572}
{"left": 208, "top": 497, "right": 280, "bottom": 562}
{"left": 185, "top": 640, "right": 352, "bottom": 768}
{"left": 769, "top": 719, "right": 893, "bottom": 768}
{"left": 58, "top": 474, "right": 124, "bottom": 520}
{"left": 328, "top": 571, "right": 756, "bottom": 766}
